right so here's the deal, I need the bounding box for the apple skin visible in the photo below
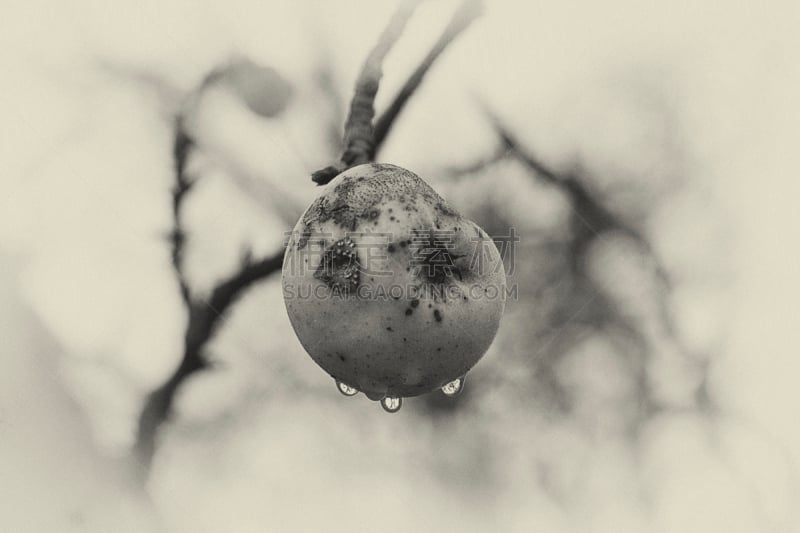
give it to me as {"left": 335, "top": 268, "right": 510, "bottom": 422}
{"left": 282, "top": 163, "right": 506, "bottom": 400}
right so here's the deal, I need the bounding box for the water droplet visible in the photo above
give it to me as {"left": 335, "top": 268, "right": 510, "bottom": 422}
{"left": 441, "top": 377, "right": 464, "bottom": 396}
{"left": 381, "top": 396, "right": 402, "bottom": 413}
{"left": 336, "top": 380, "right": 358, "bottom": 396}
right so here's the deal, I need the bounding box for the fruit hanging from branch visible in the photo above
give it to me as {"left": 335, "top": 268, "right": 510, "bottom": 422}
{"left": 282, "top": 164, "right": 505, "bottom": 412}
{"left": 281, "top": 0, "right": 497, "bottom": 412}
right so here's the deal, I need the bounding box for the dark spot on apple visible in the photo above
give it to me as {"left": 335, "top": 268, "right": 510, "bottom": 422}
{"left": 386, "top": 326, "right": 393, "bottom": 331}
{"left": 314, "top": 237, "right": 360, "bottom": 293}
{"left": 433, "top": 309, "right": 443, "bottom": 322}
{"left": 388, "top": 243, "right": 396, "bottom": 253}
{"left": 411, "top": 228, "right": 463, "bottom": 285}
{"left": 411, "top": 299, "right": 419, "bottom": 308}
{"left": 405, "top": 308, "right": 413, "bottom": 316}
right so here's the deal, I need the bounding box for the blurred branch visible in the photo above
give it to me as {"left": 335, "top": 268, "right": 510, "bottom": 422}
{"left": 134, "top": 101, "right": 284, "bottom": 475}
{"left": 484, "top": 109, "right": 643, "bottom": 258}
{"left": 312, "top": 0, "right": 420, "bottom": 184}
{"left": 169, "top": 117, "right": 194, "bottom": 306}
{"left": 134, "top": 251, "right": 282, "bottom": 473}
{"left": 372, "top": 0, "right": 482, "bottom": 158}
{"left": 480, "top": 109, "right": 709, "bottom": 421}
{"left": 443, "top": 145, "right": 508, "bottom": 178}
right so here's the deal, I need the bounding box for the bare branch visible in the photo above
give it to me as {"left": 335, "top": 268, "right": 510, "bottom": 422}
{"left": 312, "top": 0, "right": 421, "bottom": 185}
{"left": 482, "top": 107, "right": 621, "bottom": 245}
{"left": 206, "top": 253, "right": 284, "bottom": 317}
{"left": 442, "top": 145, "right": 509, "bottom": 178}
{"left": 134, "top": 250, "right": 283, "bottom": 473}
{"left": 169, "top": 116, "right": 194, "bottom": 306}
{"left": 480, "top": 108, "right": 564, "bottom": 186}
{"left": 135, "top": 106, "right": 284, "bottom": 476}
{"left": 372, "top": 0, "right": 483, "bottom": 158}
{"left": 484, "top": 111, "right": 699, "bottom": 411}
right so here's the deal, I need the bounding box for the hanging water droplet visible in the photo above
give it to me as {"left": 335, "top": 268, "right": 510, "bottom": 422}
{"left": 441, "top": 377, "right": 464, "bottom": 396}
{"left": 381, "top": 396, "right": 402, "bottom": 413}
{"left": 336, "top": 380, "right": 358, "bottom": 396}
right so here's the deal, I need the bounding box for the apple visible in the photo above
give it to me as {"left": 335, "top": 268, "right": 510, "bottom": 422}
{"left": 282, "top": 163, "right": 505, "bottom": 412}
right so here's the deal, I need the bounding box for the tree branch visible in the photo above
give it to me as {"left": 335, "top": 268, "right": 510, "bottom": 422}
{"left": 482, "top": 108, "right": 617, "bottom": 236}
{"left": 480, "top": 109, "right": 564, "bottom": 186}
{"left": 134, "top": 249, "right": 283, "bottom": 473}
{"left": 372, "top": 0, "right": 483, "bottom": 158}
{"left": 135, "top": 110, "right": 284, "bottom": 475}
{"left": 312, "top": 0, "right": 484, "bottom": 185}
{"left": 443, "top": 144, "right": 509, "bottom": 178}
{"left": 169, "top": 117, "right": 194, "bottom": 306}
{"left": 312, "top": 0, "right": 421, "bottom": 185}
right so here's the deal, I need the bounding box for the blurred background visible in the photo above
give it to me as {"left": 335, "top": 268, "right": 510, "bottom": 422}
{"left": 2, "top": 1, "right": 799, "bottom": 531}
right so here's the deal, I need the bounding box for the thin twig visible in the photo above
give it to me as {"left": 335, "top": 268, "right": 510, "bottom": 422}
{"left": 169, "top": 117, "right": 194, "bottom": 306}
{"left": 311, "top": 0, "right": 421, "bottom": 184}
{"left": 480, "top": 109, "right": 564, "bottom": 186}
{"left": 443, "top": 145, "right": 509, "bottom": 178}
{"left": 372, "top": 0, "right": 483, "bottom": 158}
